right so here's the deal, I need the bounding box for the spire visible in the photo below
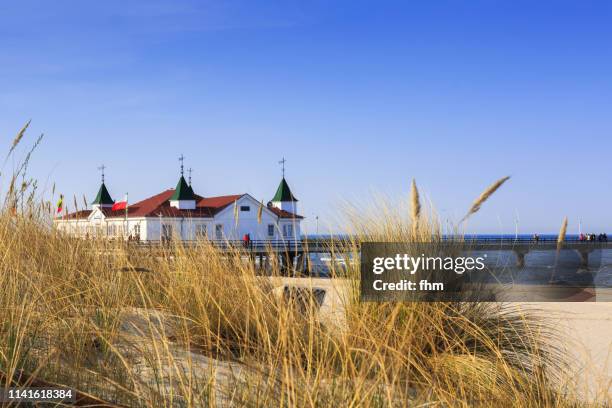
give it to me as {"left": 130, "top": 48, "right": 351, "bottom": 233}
{"left": 178, "top": 154, "right": 185, "bottom": 176}
{"left": 169, "top": 155, "right": 196, "bottom": 208}
{"left": 272, "top": 177, "right": 298, "bottom": 202}
{"left": 170, "top": 176, "right": 195, "bottom": 201}
{"left": 92, "top": 165, "right": 114, "bottom": 206}
{"left": 98, "top": 164, "right": 106, "bottom": 183}
{"left": 186, "top": 167, "right": 195, "bottom": 196}
{"left": 278, "top": 157, "right": 286, "bottom": 178}
{"left": 92, "top": 182, "right": 114, "bottom": 205}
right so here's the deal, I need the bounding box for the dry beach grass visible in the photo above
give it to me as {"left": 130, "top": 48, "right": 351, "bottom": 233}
{"left": 0, "top": 123, "right": 608, "bottom": 407}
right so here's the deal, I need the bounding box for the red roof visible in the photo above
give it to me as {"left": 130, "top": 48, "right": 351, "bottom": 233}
{"left": 62, "top": 210, "right": 92, "bottom": 220}
{"left": 59, "top": 190, "right": 302, "bottom": 220}
{"left": 268, "top": 206, "right": 304, "bottom": 219}
{"left": 197, "top": 195, "right": 242, "bottom": 211}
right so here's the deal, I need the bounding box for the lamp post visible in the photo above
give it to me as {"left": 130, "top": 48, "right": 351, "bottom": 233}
{"left": 514, "top": 210, "right": 520, "bottom": 241}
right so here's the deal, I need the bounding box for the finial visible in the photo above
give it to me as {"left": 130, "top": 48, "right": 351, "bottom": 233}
{"left": 188, "top": 168, "right": 193, "bottom": 185}
{"left": 178, "top": 154, "right": 185, "bottom": 176}
{"left": 278, "top": 157, "right": 286, "bottom": 178}
{"left": 97, "top": 164, "right": 106, "bottom": 183}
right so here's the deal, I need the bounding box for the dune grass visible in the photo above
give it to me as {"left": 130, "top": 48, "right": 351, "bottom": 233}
{"left": 0, "top": 124, "right": 603, "bottom": 407}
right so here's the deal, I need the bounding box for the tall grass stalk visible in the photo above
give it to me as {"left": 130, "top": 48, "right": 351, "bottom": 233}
{"left": 410, "top": 178, "right": 420, "bottom": 238}
{"left": 461, "top": 176, "right": 511, "bottom": 222}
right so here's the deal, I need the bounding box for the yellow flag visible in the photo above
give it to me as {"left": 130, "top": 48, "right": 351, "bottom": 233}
{"left": 233, "top": 200, "right": 239, "bottom": 227}
{"left": 257, "top": 200, "right": 263, "bottom": 224}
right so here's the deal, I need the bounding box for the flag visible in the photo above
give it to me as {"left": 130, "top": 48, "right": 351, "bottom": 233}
{"left": 233, "top": 199, "right": 239, "bottom": 227}
{"left": 257, "top": 200, "right": 263, "bottom": 224}
{"left": 112, "top": 194, "right": 128, "bottom": 211}
{"left": 56, "top": 194, "right": 63, "bottom": 214}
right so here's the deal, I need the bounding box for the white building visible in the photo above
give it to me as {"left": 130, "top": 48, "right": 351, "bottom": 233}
{"left": 54, "top": 172, "right": 303, "bottom": 242}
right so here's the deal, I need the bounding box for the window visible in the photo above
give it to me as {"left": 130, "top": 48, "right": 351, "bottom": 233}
{"left": 133, "top": 224, "right": 141, "bottom": 240}
{"left": 215, "top": 224, "right": 223, "bottom": 240}
{"left": 282, "top": 224, "right": 293, "bottom": 238}
{"left": 240, "top": 205, "right": 250, "bottom": 212}
{"left": 267, "top": 224, "right": 275, "bottom": 237}
{"left": 196, "top": 224, "right": 207, "bottom": 238}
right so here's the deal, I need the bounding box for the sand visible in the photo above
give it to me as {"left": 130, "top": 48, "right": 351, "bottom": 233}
{"left": 272, "top": 277, "right": 612, "bottom": 402}
{"left": 518, "top": 301, "right": 611, "bottom": 402}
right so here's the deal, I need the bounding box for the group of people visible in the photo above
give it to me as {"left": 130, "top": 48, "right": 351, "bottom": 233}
{"left": 531, "top": 233, "right": 609, "bottom": 242}
{"left": 579, "top": 233, "right": 608, "bottom": 242}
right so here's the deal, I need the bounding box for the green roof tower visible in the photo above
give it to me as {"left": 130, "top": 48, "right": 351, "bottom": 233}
{"left": 92, "top": 182, "right": 114, "bottom": 206}
{"left": 169, "top": 154, "right": 197, "bottom": 209}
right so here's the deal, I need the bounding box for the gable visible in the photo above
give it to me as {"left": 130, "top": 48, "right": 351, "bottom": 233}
{"left": 88, "top": 207, "right": 106, "bottom": 222}
{"left": 212, "top": 194, "right": 278, "bottom": 220}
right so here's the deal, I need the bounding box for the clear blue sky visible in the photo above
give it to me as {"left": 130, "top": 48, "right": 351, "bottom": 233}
{"left": 1, "top": 1, "right": 611, "bottom": 234}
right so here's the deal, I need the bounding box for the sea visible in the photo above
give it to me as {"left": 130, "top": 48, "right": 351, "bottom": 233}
{"left": 301, "top": 234, "right": 612, "bottom": 287}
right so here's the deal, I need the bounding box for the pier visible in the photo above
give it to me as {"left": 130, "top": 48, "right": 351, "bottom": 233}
{"left": 128, "top": 236, "right": 612, "bottom": 275}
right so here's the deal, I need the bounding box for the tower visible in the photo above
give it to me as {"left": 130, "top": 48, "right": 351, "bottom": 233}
{"left": 270, "top": 177, "right": 298, "bottom": 214}
{"left": 169, "top": 154, "right": 196, "bottom": 209}
{"left": 92, "top": 165, "right": 114, "bottom": 210}
{"left": 270, "top": 157, "right": 298, "bottom": 214}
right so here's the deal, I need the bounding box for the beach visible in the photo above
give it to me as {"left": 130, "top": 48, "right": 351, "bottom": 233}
{"left": 522, "top": 301, "right": 612, "bottom": 402}
{"left": 273, "top": 277, "right": 612, "bottom": 403}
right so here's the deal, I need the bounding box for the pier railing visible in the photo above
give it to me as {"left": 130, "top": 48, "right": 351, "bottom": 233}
{"left": 132, "top": 238, "right": 351, "bottom": 253}
{"left": 126, "top": 236, "right": 610, "bottom": 253}
{"left": 460, "top": 236, "right": 608, "bottom": 245}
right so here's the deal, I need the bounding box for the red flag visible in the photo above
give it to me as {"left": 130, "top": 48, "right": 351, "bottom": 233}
{"left": 112, "top": 194, "right": 127, "bottom": 211}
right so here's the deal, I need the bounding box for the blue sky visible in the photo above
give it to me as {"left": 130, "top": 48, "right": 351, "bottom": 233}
{"left": 1, "top": 0, "right": 611, "bottom": 234}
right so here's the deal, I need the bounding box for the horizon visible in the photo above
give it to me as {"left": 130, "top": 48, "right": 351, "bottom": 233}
{"left": 2, "top": 1, "right": 612, "bottom": 234}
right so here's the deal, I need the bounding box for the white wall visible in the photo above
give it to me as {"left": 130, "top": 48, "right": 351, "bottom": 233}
{"left": 271, "top": 200, "right": 297, "bottom": 214}
{"left": 212, "top": 195, "right": 289, "bottom": 241}
{"left": 209, "top": 194, "right": 300, "bottom": 240}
